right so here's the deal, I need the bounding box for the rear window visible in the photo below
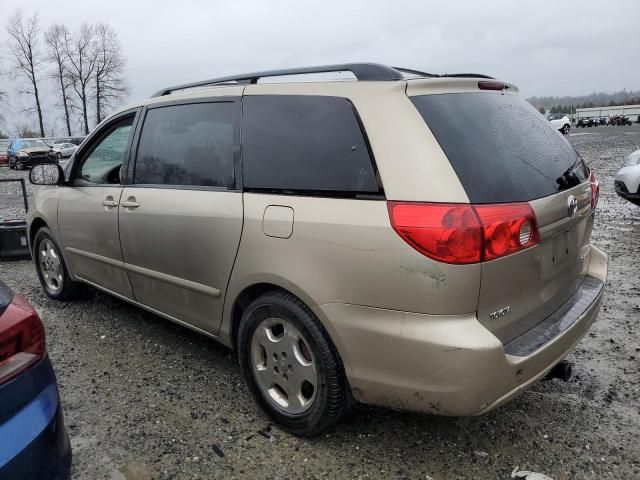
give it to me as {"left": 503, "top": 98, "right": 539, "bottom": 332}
{"left": 242, "top": 95, "right": 380, "bottom": 195}
{"left": 411, "top": 92, "right": 587, "bottom": 203}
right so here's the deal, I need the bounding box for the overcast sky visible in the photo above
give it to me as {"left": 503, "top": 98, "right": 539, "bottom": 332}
{"left": 1, "top": 0, "right": 639, "bottom": 134}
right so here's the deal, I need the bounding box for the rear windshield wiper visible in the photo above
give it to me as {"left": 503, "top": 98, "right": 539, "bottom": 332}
{"left": 556, "top": 156, "right": 584, "bottom": 190}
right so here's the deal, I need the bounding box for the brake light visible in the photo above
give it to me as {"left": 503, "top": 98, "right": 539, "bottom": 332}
{"left": 478, "top": 81, "right": 505, "bottom": 91}
{"left": 589, "top": 171, "right": 599, "bottom": 210}
{"left": 0, "top": 297, "right": 45, "bottom": 385}
{"left": 388, "top": 202, "right": 539, "bottom": 264}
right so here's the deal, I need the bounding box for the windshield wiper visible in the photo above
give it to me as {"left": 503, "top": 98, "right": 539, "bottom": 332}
{"left": 556, "top": 156, "right": 583, "bottom": 190}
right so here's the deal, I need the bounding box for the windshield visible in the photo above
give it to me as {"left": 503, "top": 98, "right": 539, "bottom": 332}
{"left": 411, "top": 92, "right": 588, "bottom": 203}
{"left": 18, "top": 140, "right": 48, "bottom": 149}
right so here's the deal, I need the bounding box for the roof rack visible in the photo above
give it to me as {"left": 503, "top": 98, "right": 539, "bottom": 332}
{"left": 151, "top": 63, "right": 494, "bottom": 97}
{"left": 441, "top": 73, "right": 494, "bottom": 79}
{"left": 392, "top": 67, "right": 438, "bottom": 77}
{"left": 152, "top": 63, "right": 404, "bottom": 97}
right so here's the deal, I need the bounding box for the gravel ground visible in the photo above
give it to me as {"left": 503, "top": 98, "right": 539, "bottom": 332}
{"left": 1, "top": 126, "right": 640, "bottom": 480}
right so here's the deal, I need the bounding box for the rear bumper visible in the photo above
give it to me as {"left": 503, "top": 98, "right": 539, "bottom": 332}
{"left": 314, "top": 245, "right": 608, "bottom": 416}
{"left": 0, "top": 355, "right": 71, "bottom": 480}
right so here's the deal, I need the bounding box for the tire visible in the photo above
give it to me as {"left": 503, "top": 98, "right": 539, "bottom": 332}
{"left": 16, "top": 161, "right": 25, "bottom": 170}
{"left": 33, "top": 227, "right": 82, "bottom": 301}
{"left": 562, "top": 124, "right": 570, "bottom": 134}
{"left": 56, "top": 152, "right": 62, "bottom": 159}
{"left": 237, "top": 290, "right": 349, "bottom": 436}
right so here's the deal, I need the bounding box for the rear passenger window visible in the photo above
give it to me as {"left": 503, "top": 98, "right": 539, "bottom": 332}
{"left": 242, "top": 95, "right": 380, "bottom": 194}
{"left": 134, "top": 102, "right": 235, "bottom": 188}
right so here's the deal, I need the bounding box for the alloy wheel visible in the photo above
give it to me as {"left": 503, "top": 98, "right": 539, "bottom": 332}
{"left": 38, "top": 239, "right": 63, "bottom": 294}
{"left": 250, "top": 317, "right": 318, "bottom": 414}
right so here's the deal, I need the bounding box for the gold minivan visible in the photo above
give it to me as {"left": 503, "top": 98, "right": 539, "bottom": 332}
{"left": 28, "top": 63, "right": 607, "bottom": 436}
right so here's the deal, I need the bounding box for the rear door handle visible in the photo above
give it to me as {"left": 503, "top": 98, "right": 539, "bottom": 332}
{"left": 120, "top": 196, "right": 140, "bottom": 209}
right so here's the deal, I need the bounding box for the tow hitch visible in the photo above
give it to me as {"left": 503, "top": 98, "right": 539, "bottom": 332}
{"left": 545, "top": 360, "right": 572, "bottom": 382}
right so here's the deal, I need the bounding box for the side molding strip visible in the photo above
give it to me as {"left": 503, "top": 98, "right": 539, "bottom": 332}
{"left": 65, "top": 247, "right": 221, "bottom": 298}
{"left": 124, "top": 263, "right": 221, "bottom": 298}
{"left": 65, "top": 247, "right": 123, "bottom": 268}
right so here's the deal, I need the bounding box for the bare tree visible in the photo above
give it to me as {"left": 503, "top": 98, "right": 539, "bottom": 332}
{"left": 63, "top": 23, "right": 97, "bottom": 135}
{"left": 0, "top": 61, "right": 5, "bottom": 127}
{"left": 92, "top": 24, "right": 128, "bottom": 124}
{"left": 17, "top": 125, "right": 39, "bottom": 138}
{"left": 6, "top": 10, "right": 46, "bottom": 137}
{"left": 45, "top": 24, "right": 74, "bottom": 136}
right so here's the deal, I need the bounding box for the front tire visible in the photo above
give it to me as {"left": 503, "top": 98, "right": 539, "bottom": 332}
{"left": 562, "top": 124, "right": 570, "bottom": 134}
{"left": 56, "top": 152, "right": 62, "bottom": 159}
{"left": 16, "top": 161, "right": 25, "bottom": 170}
{"left": 237, "top": 290, "right": 349, "bottom": 436}
{"left": 33, "top": 227, "right": 81, "bottom": 301}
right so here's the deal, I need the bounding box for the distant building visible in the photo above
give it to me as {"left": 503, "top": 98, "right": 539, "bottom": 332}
{"left": 575, "top": 104, "right": 640, "bottom": 121}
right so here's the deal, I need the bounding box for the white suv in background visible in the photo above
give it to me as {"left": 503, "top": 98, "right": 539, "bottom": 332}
{"left": 548, "top": 113, "right": 571, "bottom": 134}
{"left": 615, "top": 149, "right": 640, "bottom": 206}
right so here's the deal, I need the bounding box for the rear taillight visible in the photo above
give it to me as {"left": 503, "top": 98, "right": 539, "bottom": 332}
{"left": 0, "top": 297, "right": 45, "bottom": 385}
{"left": 388, "top": 201, "right": 539, "bottom": 264}
{"left": 387, "top": 203, "right": 482, "bottom": 264}
{"left": 589, "top": 171, "right": 600, "bottom": 210}
{"left": 474, "top": 204, "right": 539, "bottom": 261}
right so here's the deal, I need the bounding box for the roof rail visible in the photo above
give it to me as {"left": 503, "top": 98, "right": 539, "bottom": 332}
{"left": 442, "top": 73, "right": 494, "bottom": 79}
{"left": 394, "top": 67, "right": 494, "bottom": 80}
{"left": 393, "top": 67, "right": 438, "bottom": 77}
{"left": 151, "top": 63, "right": 495, "bottom": 97}
{"left": 151, "top": 62, "right": 404, "bottom": 97}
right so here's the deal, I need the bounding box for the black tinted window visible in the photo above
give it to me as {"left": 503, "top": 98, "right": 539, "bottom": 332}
{"left": 242, "top": 95, "right": 379, "bottom": 194}
{"left": 411, "top": 93, "right": 587, "bottom": 203}
{"left": 135, "top": 102, "right": 235, "bottom": 188}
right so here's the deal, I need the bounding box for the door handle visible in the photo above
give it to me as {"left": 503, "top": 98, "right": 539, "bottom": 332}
{"left": 121, "top": 196, "right": 140, "bottom": 209}
{"left": 102, "top": 197, "right": 118, "bottom": 208}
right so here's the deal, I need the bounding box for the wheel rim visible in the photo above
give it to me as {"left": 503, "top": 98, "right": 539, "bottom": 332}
{"left": 250, "top": 317, "right": 318, "bottom": 414}
{"left": 38, "top": 239, "right": 63, "bottom": 294}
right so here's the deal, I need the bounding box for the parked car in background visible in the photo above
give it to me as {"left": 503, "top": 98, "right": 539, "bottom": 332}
{"left": 0, "top": 140, "right": 10, "bottom": 167}
{"left": 547, "top": 113, "right": 571, "bottom": 134}
{"left": 27, "top": 63, "right": 607, "bottom": 436}
{"left": 0, "top": 280, "right": 71, "bottom": 479}
{"left": 49, "top": 143, "right": 77, "bottom": 160}
{"left": 8, "top": 139, "right": 56, "bottom": 170}
{"left": 608, "top": 115, "right": 632, "bottom": 126}
{"left": 577, "top": 118, "right": 591, "bottom": 128}
{"left": 615, "top": 149, "right": 640, "bottom": 206}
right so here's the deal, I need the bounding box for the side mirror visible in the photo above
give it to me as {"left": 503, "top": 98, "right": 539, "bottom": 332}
{"left": 29, "top": 163, "right": 65, "bottom": 186}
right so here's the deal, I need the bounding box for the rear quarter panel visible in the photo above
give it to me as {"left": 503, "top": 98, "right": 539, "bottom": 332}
{"left": 220, "top": 193, "right": 481, "bottom": 345}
